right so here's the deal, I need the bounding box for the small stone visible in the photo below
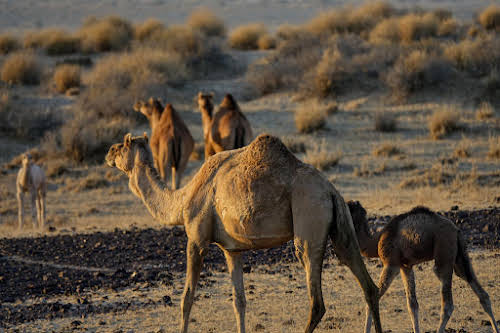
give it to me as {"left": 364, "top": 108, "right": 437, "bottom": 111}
{"left": 451, "top": 205, "right": 459, "bottom": 211}
{"left": 254, "top": 323, "right": 265, "bottom": 331}
{"left": 482, "top": 320, "right": 491, "bottom": 326}
{"left": 162, "top": 295, "right": 173, "bottom": 306}
{"left": 71, "top": 320, "right": 82, "bottom": 327}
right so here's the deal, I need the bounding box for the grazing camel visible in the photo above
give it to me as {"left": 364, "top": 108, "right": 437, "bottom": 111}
{"left": 134, "top": 98, "right": 194, "bottom": 189}
{"left": 347, "top": 201, "right": 499, "bottom": 333}
{"left": 197, "top": 92, "right": 253, "bottom": 160}
{"left": 16, "top": 153, "right": 46, "bottom": 230}
{"left": 106, "top": 133, "right": 383, "bottom": 333}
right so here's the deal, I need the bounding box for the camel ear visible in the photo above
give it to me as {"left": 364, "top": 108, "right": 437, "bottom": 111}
{"left": 124, "top": 133, "right": 132, "bottom": 147}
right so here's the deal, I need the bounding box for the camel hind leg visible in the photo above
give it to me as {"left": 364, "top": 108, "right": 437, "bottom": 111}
{"left": 30, "top": 190, "right": 37, "bottom": 228}
{"left": 37, "top": 186, "right": 46, "bottom": 229}
{"left": 433, "top": 242, "right": 456, "bottom": 333}
{"left": 401, "top": 267, "right": 420, "bottom": 333}
{"left": 224, "top": 251, "right": 246, "bottom": 333}
{"left": 454, "top": 234, "right": 500, "bottom": 333}
{"left": 180, "top": 240, "right": 204, "bottom": 333}
{"left": 17, "top": 190, "right": 24, "bottom": 230}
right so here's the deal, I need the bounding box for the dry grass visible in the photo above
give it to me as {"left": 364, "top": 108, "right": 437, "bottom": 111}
{"left": 24, "top": 28, "right": 79, "bottom": 55}
{"left": 437, "top": 18, "right": 458, "bottom": 37}
{"left": 479, "top": 5, "right": 500, "bottom": 31}
{"left": 374, "top": 112, "right": 397, "bottom": 132}
{"left": 304, "top": 140, "right": 342, "bottom": 171}
{"left": 229, "top": 23, "right": 267, "bottom": 50}
{"left": 66, "top": 172, "right": 110, "bottom": 192}
{"left": 0, "top": 34, "right": 19, "bottom": 55}
{"left": 475, "top": 101, "right": 495, "bottom": 120}
{"left": 372, "top": 142, "right": 401, "bottom": 157}
{"left": 453, "top": 137, "right": 471, "bottom": 158}
{"left": 443, "top": 36, "right": 500, "bottom": 76}
{"left": 147, "top": 25, "right": 204, "bottom": 57}
{"left": 53, "top": 65, "right": 80, "bottom": 93}
{"left": 398, "top": 13, "right": 439, "bottom": 43}
{"left": 0, "top": 51, "right": 41, "bottom": 85}
{"left": 78, "top": 16, "right": 133, "bottom": 53}
{"left": 488, "top": 136, "right": 500, "bottom": 159}
{"left": 186, "top": 7, "right": 226, "bottom": 37}
{"left": 369, "top": 18, "right": 401, "bottom": 44}
{"left": 294, "top": 101, "right": 327, "bottom": 133}
{"left": 280, "top": 136, "right": 307, "bottom": 154}
{"left": 134, "top": 19, "right": 165, "bottom": 42}
{"left": 428, "top": 106, "right": 460, "bottom": 140}
{"left": 257, "top": 34, "right": 276, "bottom": 50}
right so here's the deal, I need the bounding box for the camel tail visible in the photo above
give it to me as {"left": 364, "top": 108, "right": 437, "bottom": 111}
{"left": 454, "top": 231, "right": 476, "bottom": 282}
{"left": 170, "top": 138, "right": 182, "bottom": 170}
{"left": 234, "top": 126, "right": 245, "bottom": 149}
{"left": 329, "top": 194, "right": 383, "bottom": 333}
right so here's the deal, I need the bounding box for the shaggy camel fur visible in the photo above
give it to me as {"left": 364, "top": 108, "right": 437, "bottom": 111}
{"left": 16, "top": 153, "right": 46, "bottom": 229}
{"left": 197, "top": 92, "right": 253, "bottom": 160}
{"left": 106, "top": 133, "right": 383, "bottom": 333}
{"left": 347, "top": 201, "right": 499, "bottom": 333}
{"left": 134, "top": 98, "right": 194, "bottom": 189}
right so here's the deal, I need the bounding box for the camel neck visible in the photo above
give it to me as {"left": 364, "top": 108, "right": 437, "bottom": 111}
{"left": 20, "top": 163, "right": 31, "bottom": 188}
{"left": 199, "top": 106, "right": 213, "bottom": 140}
{"left": 129, "top": 162, "right": 184, "bottom": 226}
{"left": 356, "top": 226, "right": 381, "bottom": 258}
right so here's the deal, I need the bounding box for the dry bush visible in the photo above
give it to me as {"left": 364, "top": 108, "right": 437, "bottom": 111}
{"left": 369, "top": 18, "right": 401, "bottom": 44}
{"left": 66, "top": 172, "right": 110, "bottom": 192}
{"left": 134, "top": 19, "right": 165, "bottom": 42}
{"left": 372, "top": 142, "right": 401, "bottom": 157}
{"left": 443, "top": 36, "right": 500, "bottom": 76}
{"left": 24, "top": 29, "right": 79, "bottom": 55}
{"left": 399, "top": 164, "right": 453, "bottom": 188}
{"left": 398, "top": 13, "right": 439, "bottom": 43}
{"left": 82, "top": 47, "right": 189, "bottom": 118}
{"left": 374, "top": 112, "right": 397, "bottom": 132}
{"left": 280, "top": 136, "right": 307, "bottom": 154}
{"left": 54, "top": 65, "right": 80, "bottom": 93}
{"left": 428, "top": 106, "right": 460, "bottom": 140}
{"left": 386, "top": 50, "right": 453, "bottom": 100}
{"left": 187, "top": 7, "right": 226, "bottom": 37}
{"left": 79, "top": 16, "right": 133, "bottom": 53}
{"left": 306, "top": 9, "right": 350, "bottom": 36}
{"left": 294, "top": 101, "right": 327, "bottom": 133}
{"left": 148, "top": 25, "right": 204, "bottom": 57}
{"left": 488, "top": 136, "right": 500, "bottom": 159}
{"left": 479, "top": 5, "right": 500, "bottom": 31}
{"left": 275, "top": 24, "right": 306, "bottom": 43}
{"left": 304, "top": 140, "right": 342, "bottom": 171}
{"left": 229, "top": 23, "right": 267, "bottom": 50}
{"left": 45, "top": 159, "right": 70, "bottom": 178}
{"left": 0, "top": 34, "right": 19, "bottom": 54}
{"left": 438, "top": 18, "right": 458, "bottom": 37}
{"left": 453, "top": 137, "right": 471, "bottom": 158}
{"left": 476, "top": 102, "right": 495, "bottom": 120}
{"left": 257, "top": 34, "right": 276, "bottom": 50}
{"left": 0, "top": 51, "right": 41, "bottom": 85}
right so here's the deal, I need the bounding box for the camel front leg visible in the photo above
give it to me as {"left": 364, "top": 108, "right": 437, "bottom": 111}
{"left": 17, "top": 190, "right": 24, "bottom": 230}
{"left": 38, "top": 188, "right": 46, "bottom": 229}
{"left": 224, "top": 251, "right": 246, "bottom": 333}
{"left": 30, "top": 190, "right": 37, "bottom": 228}
{"left": 401, "top": 267, "right": 420, "bottom": 333}
{"left": 180, "top": 241, "right": 204, "bottom": 333}
{"left": 365, "top": 265, "right": 399, "bottom": 333}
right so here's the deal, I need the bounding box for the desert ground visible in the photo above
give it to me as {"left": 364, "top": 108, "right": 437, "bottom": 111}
{"left": 1, "top": 0, "right": 500, "bottom": 332}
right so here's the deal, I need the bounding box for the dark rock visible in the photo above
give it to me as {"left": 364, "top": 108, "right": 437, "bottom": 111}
{"left": 162, "top": 295, "right": 173, "bottom": 306}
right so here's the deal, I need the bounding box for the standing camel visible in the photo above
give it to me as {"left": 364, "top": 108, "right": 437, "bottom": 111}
{"left": 106, "top": 133, "right": 383, "bottom": 333}
{"left": 16, "top": 153, "right": 46, "bottom": 230}
{"left": 197, "top": 92, "right": 253, "bottom": 160}
{"left": 134, "top": 98, "right": 194, "bottom": 189}
{"left": 347, "top": 201, "right": 499, "bottom": 333}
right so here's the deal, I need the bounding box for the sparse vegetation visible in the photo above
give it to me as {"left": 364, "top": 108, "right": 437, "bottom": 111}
{"left": 0, "top": 51, "right": 41, "bottom": 85}
{"left": 294, "top": 101, "right": 327, "bottom": 133}
{"left": 78, "top": 16, "right": 134, "bottom": 53}
{"left": 187, "top": 7, "right": 226, "bottom": 37}
{"left": 134, "top": 19, "right": 165, "bottom": 42}
{"left": 453, "top": 137, "right": 471, "bottom": 158}
{"left": 479, "top": 5, "right": 500, "bottom": 31}
{"left": 428, "top": 106, "right": 460, "bottom": 140}
{"left": 372, "top": 143, "right": 401, "bottom": 157}
{"left": 476, "top": 101, "right": 495, "bottom": 120}
{"left": 374, "top": 112, "right": 397, "bottom": 132}
{"left": 54, "top": 65, "right": 81, "bottom": 93}
{"left": 24, "top": 29, "right": 80, "bottom": 55}
{"left": 304, "top": 140, "right": 342, "bottom": 171}
{"left": 229, "top": 23, "right": 267, "bottom": 50}
{"left": 488, "top": 136, "right": 500, "bottom": 159}
{"left": 257, "top": 34, "right": 276, "bottom": 50}
{"left": 280, "top": 136, "right": 307, "bottom": 154}
{"left": 0, "top": 34, "right": 19, "bottom": 54}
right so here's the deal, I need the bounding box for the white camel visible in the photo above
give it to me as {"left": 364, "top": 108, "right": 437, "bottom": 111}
{"left": 16, "top": 153, "right": 46, "bottom": 229}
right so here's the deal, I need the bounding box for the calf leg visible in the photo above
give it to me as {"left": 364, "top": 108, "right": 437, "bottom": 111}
{"left": 434, "top": 265, "right": 454, "bottom": 333}
{"left": 30, "top": 190, "right": 37, "bottom": 228}
{"left": 17, "top": 190, "right": 24, "bottom": 230}
{"left": 401, "top": 267, "right": 420, "bottom": 333}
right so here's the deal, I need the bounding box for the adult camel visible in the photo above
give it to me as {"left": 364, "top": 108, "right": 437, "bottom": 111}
{"left": 105, "top": 133, "right": 383, "bottom": 333}
{"left": 197, "top": 92, "right": 253, "bottom": 160}
{"left": 134, "top": 98, "right": 194, "bottom": 189}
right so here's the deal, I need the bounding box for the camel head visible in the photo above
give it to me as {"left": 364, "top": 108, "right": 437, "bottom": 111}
{"left": 133, "top": 97, "right": 163, "bottom": 121}
{"left": 105, "top": 133, "right": 152, "bottom": 173}
{"left": 21, "top": 153, "right": 32, "bottom": 167}
{"left": 347, "top": 200, "right": 370, "bottom": 235}
{"left": 197, "top": 92, "right": 214, "bottom": 116}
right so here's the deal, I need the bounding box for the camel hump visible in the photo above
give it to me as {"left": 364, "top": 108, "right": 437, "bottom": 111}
{"left": 220, "top": 94, "right": 238, "bottom": 110}
{"left": 240, "top": 134, "right": 298, "bottom": 170}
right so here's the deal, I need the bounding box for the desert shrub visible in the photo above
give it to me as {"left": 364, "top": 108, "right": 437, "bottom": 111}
{"left": 24, "top": 29, "right": 79, "bottom": 55}
{"left": 294, "top": 101, "right": 327, "bottom": 133}
{"left": 82, "top": 47, "right": 189, "bottom": 118}
{"left": 428, "top": 106, "right": 460, "bottom": 140}
{"left": 0, "top": 34, "right": 19, "bottom": 54}
{"left": 487, "top": 136, "right": 500, "bottom": 159}
{"left": 476, "top": 102, "right": 495, "bottom": 120}
{"left": 438, "top": 18, "right": 458, "bottom": 37}
{"left": 372, "top": 142, "right": 401, "bottom": 157}
{"left": 79, "top": 16, "right": 133, "bottom": 53}
{"left": 147, "top": 25, "right": 204, "bottom": 57}
{"left": 453, "top": 137, "right": 471, "bottom": 158}
{"left": 186, "top": 7, "right": 226, "bottom": 37}
{"left": 481, "top": 70, "right": 500, "bottom": 103}
{"left": 257, "top": 34, "right": 276, "bottom": 50}
{"left": 229, "top": 23, "right": 267, "bottom": 50}
{"left": 374, "top": 112, "right": 397, "bottom": 132}
{"left": 304, "top": 140, "right": 342, "bottom": 171}
{"left": 386, "top": 50, "right": 453, "bottom": 99}
{"left": 369, "top": 18, "right": 401, "bottom": 44}
{"left": 443, "top": 36, "right": 500, "bottom": 77}
{"left": 66, "top": 172, "right": 110, "bottom": 192}
{"left": 479, "top": 5, "right": 500, "bottom": 31}
{"left": 0, "top": 89, "right": 61, "bottom": 139}
{"left": 54, "top": 65, "right": 81, "bottom": 93}
{"left": 134, "top": 19, "right": 165, "bottom": 41}
{"left": 398, "top": 13, "right": 439, "bottom": 43}
{"left": 275, "top": 24, "right": 307, "bottom": 43}
{"left": 280, "top": 136, "right": 307, "bottom": 154}
{"left": 0, "top": 51, "right": 41, "bottom": 85}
